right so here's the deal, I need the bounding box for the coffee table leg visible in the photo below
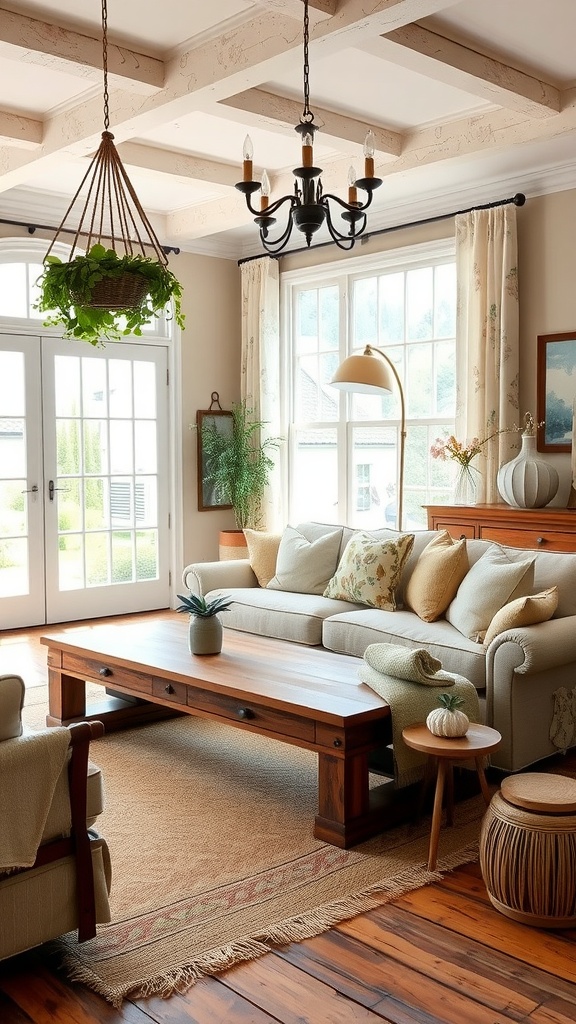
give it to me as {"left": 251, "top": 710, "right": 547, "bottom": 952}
{"left": 315, "top": 749, "right": 372, "bottom": 848}
{"left": 47, "top": 669, "right": 86, "bottom": 726}
{"left": 428, "top": 757, "right": 447, "bottom": 871}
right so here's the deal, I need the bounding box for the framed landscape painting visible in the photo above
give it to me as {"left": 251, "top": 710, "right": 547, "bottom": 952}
{"left": 537, "top": 332, "right": 576, "bottom": 452}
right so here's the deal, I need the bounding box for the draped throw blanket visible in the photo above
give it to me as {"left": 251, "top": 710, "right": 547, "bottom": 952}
{"left": 0, "top": 726, "right": 71, "bottom": 870}
{"left": 359, "top": 644, "right": 481, "bottom": 788}
{"left": 363, "top": 643, "right": 456, "bottom": 686}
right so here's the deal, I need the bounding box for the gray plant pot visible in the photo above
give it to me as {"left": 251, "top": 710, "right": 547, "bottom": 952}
{"left": 188, "top": 614, "right": 223, "bottom": 655}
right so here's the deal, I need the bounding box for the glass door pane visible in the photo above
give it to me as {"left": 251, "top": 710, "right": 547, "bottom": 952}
{"left": 0, "top": 336, "right": 45, "bottom": 627}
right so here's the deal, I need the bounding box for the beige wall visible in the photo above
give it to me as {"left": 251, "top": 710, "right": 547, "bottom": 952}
{"left": 177, "top": 251, "right": 241, "bottom": 565}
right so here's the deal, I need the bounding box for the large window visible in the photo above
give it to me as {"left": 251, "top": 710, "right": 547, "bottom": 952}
{"left": 283, "top": 240, "right": 458, "bottom": 530}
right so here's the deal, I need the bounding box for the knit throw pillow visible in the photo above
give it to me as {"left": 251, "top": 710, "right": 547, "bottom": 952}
{"left": 483, "top": 586, "right": 559, "bottom": 646}
{"left": 323, "top": 532, "right": 414, "bottom": 610}
{"left": 243, "top": 529, "right": 282, "bottom": 588}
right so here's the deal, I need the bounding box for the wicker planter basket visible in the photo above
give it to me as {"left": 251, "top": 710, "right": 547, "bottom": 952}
{"left": 72, "top": 271, "right": 149, "bottom": 311}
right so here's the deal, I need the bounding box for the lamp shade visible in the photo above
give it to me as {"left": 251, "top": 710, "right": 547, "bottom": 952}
{"left": 330, "top": 352, "right": 394, "bottom": 395}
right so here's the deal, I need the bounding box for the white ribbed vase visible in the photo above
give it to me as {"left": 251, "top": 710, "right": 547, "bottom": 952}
{"left": 497, "top": 434, "right": 559, "bottom": 509}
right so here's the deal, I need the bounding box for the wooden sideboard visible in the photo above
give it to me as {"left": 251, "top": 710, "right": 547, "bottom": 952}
{"left": 424, "top": 503, "right": 576, "bottom": 553}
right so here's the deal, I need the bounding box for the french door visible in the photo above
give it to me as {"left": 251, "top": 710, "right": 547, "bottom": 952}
{"left": 0, "top": 334, "right": 170, "bottom": 628}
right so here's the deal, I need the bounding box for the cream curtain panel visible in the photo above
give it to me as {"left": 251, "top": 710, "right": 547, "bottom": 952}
{"left": 455, "top": 205, "right": 520, "bottom": 503}
{"left": 240, "top": 257, "right": 283, "bottom": 530}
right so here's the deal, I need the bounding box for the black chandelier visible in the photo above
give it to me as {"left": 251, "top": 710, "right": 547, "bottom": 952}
{"left": 235, "top": 0, "right": 382, "bottom": 253}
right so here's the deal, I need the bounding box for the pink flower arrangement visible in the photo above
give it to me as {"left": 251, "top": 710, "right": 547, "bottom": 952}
{"left": 430, "top": 430, "right": 502, "bottom": 468}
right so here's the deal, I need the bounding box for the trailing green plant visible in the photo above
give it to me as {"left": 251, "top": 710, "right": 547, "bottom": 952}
{"left": 200, "top": 400, "right": 283, "bottom": 530}
{"left": 35, "top": 244, "right": 185, "bottom": 346}
{"left": 176, "top": 593, "right": 234, "bottom": 617}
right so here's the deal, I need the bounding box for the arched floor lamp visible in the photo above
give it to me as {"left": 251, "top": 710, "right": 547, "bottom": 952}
{"left": 330, "top": 344, "right": 406, "bottom": 531}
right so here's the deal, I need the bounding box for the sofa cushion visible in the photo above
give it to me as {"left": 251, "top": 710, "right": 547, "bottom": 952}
{"left": 267, "top": 524, "right": 343, "bottom": 595}
{"left": 322, "top": 609, "right": 488, "bottom": 690}
{"left": 483, "top": 586, "right": 559, "bottom": 646}
{"left": 323, "top": 532, "right": 415, "bottom": 610}
{"left": 404, "top": 531, "right": 469, "bottom": 622}
{"left": 0, "top": 675, "right": 24, "bottom": 742}
{"left": 207, "top": 586, "right": 364, "bottom": 646}
{"left": 446, "top": 544, "right": 535, "bottom": 642}
{"left": 243, "top": 529, "right": 282, "bottom": 587}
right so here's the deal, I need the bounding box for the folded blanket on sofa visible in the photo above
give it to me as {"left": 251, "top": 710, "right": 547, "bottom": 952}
{"left": 358, "top": 663, "right": 481, "bottom": 788}
{"left": 0, "top": 727, "right": 71, "bottom": 870}
{"left": 364, "top": 642, "right": 456, "bottom": 686}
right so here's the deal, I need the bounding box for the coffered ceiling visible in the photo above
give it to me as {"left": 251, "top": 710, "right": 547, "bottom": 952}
{"left": 0, "top": 0, "right": 575, "bottom": 260}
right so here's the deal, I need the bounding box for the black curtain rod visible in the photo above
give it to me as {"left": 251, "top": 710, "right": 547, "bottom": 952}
{"left": 237, "top": 191, "right": 526, "bottom": 266}
{"left": 0, "top": 215, "right": 181, "bottom": 256}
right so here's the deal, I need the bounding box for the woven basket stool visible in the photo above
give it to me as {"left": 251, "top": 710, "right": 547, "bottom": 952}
{"left": 479, "top": 773, "right": 576, "bottom": 928}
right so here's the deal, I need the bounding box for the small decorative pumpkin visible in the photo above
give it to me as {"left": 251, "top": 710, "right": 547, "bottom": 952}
{"left": 426, "top": 693, "right": 470, "bottom": 738}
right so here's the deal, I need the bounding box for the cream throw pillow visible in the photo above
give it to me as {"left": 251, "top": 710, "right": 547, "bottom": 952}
{"left": 243, "top": 529, "right": 282, "bottom": 588}
{"left": 446, "top": 544, "right": 535, "bottom": 642}
{"left": 266, "top": 525, "right": 342, "bottom": 595}
{"left": 483, "top": 586, "right": 559, "bottom": 646}
{"left": 404, "top": 531, "right": 469, "bottom": 622}
{"left": 323, "top": 532, "right": 414, "bottom": 610}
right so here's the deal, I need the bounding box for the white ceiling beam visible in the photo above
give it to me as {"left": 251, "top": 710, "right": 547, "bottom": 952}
{"left": 257, "top": 0, "right": 338, "bottom": 22}
{"left": 0, "top": 7, "right": 164, "bottom": 92}
{"left": 220, "top": 88, "right": 402, "bottom": 157}
{"left": 116, "top": 141, "right": 239, "bottom": 188}
{"left": 381, "top": 24, "right": 560, "bottom": 118}
{"left": 0, "top": 111, "right": 42, "bottom": 148}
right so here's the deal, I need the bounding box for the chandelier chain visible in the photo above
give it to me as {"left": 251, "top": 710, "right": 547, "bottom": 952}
{"left": 101, "top": 0, "right": 110, "bottom": 131}
{"left": 301, "top": 0, "right": 313, "bottom": 123}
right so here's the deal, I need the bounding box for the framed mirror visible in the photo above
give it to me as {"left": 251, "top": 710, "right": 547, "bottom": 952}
{"left": 196, "top": 408, "right": 233, "bottom": 511}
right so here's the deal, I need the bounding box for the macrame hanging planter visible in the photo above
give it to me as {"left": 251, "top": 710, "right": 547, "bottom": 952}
{"left": 36, "top": 0, "right": 184, "bottom": 345}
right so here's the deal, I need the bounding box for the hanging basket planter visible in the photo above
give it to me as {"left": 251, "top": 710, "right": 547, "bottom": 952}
{"left": 34, "top": 0, "right": 185, "bottom": 347}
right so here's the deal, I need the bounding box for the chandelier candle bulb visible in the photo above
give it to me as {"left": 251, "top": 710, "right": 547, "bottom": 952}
{"left": 242, "top": 135, "right": 253, "bottom": 181}
{"left": 348, "top": 166, "right": 358, "bottom": 204}
{"left": 260, "top": 170, "right": 270, "bottom": 211}
{"left": 364, "top": 130, "right": 376, "bottom": 178}
{"left": 302, "top": 132, "right": 313, "bottom": 167}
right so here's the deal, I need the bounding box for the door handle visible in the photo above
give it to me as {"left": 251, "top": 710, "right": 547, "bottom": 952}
{"left": 21, "top": 484, "right": 39, "bottom": 494}
{"left": 48, "top": 480, "right": 66, "bottom": 502}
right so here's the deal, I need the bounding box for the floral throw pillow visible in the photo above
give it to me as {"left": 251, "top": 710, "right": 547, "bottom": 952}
{"left": 323, "top": 532, "right": 415, "bottom": 610}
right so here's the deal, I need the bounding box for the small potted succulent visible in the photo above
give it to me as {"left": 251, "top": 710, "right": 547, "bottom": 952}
{"left": 426, "top": 693, "right": 470, "bottom": 738}
{"left": 35, "top": 244, "right": 185, "bottom": 346}
{"left": 176, "top": 592, "right": 233, "bottom": 655}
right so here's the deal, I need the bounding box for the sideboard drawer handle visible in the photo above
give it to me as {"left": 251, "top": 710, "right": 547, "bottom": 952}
{"left": 459, "top": 533, "right": 466, "bottom": 540}
{"left": 333, "top": 738, "right": 343, "bottom": 748}
{"left": 536, "top": 536, "right": 545, "bottom": 545}
{"left": 237, "top": 707, "right": 254, "bottom": 720}
{"left": 165, "top": 684, "right": 175, "bottom": 694}
{"left": 99, "top": 666, "right": 112, "bottom": 677}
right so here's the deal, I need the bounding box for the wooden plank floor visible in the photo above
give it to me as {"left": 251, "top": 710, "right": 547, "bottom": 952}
{"left": 1, "top": 615, "right": 575, "bottom": 1023}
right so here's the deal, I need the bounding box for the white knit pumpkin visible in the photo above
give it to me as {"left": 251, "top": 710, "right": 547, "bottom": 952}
{"left": 426, "top": 693, "right": 469, "bottom": 738}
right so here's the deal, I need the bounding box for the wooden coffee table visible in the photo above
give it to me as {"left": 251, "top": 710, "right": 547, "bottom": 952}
{"left": 41, "top": 620, "right": 397, "bottom": 849}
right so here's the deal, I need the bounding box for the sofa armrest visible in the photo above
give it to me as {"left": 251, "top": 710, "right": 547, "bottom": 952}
{"left": 182, "top": 559, "right": 259, "bottom": 597}
{"left": 486, "top": 616, "right": 576, "bottom": 676}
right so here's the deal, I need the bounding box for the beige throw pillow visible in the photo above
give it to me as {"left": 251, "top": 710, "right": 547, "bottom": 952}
{"left": 446, "top": 544, "right": 535, "bottom": 643}
{"left": 266, "top": 525, "right": 342, "bottom": 595}
{"left": 243, "top": 529, "right": 282, "bottom": 588}
{"left": 483, "top": 586, "right": 559, "bottom": 646}
{"left": 323, "top": 532, "right": 414, "bottom": 610}
{"left": 404, "top": 531, "right": 469, "bottom": 622}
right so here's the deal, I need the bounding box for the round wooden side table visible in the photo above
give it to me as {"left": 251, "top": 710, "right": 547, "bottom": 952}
{"left": 480, "top": 772, "right": 576, "bottom": 928}
{"left": 402, "top": 722, "right": 502, "bottom": 871}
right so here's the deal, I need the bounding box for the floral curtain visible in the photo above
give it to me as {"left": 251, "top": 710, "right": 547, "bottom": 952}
{"left": 240, "top": 256, "right": 283, "bottom": 530}
{"left": 455, "top": 205, "right": 520, "bottom": 503}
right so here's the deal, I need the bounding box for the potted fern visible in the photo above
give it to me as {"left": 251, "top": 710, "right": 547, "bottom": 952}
{"left": 176, "top": 592, "right": 233, "bottom": 654}
{"left": 200, "top": 400, "right": 283, "bottom": 557}
{"left": 35, "top": 244, "right": 185, "bottom": 346}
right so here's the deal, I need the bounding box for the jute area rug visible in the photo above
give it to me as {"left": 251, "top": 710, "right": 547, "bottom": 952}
{"left": 23, "top": 687, "right": 484, "bottom": 1008}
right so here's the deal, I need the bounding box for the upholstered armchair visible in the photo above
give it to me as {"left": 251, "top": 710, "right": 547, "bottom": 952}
{"left": 0, "top": 674, "right": 112, "bottom": 960}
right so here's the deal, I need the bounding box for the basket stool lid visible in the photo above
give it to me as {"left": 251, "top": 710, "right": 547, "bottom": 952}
{"left": 501, "top": 773, "right": 576, "bottom": 813}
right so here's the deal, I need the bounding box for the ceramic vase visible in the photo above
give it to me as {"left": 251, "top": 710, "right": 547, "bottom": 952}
{"left": 497, "top": 433, "right": 559, "bottom": 509}
{"left": 188, "top": 614, "right": 223, "bottom": 655}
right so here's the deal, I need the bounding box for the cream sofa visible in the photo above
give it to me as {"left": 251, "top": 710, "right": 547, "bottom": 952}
{"left": 182, "top": 522, "right": 576, "bottom": 773}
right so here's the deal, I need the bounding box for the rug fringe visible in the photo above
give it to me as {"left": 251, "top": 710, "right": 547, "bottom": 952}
{"left": 55, "top": 840, "right": 480, "bottom": 1007}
